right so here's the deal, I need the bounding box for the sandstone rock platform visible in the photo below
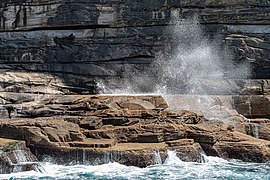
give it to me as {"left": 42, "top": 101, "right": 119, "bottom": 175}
{"left": 0, "top": 94, "right": 269, "bottom": 172}
{"left": 0, "top": 0, "right": 270, "bottom": 174}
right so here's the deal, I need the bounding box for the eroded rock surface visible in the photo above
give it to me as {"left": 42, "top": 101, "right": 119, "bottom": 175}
{"left": 0, "top": 95, "right": 269, "bottom": 170}
{"left": 0, "top": 1, "right": 269, "bottom": 94}
{"left": 0, "top": 0, "right": 270, "bottom": 172}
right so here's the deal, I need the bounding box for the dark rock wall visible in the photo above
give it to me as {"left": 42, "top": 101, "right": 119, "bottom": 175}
{"left": 0, "top": 0, "right": 269, "bottom": 93}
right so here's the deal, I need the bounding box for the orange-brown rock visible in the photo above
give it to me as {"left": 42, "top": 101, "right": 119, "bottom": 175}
{"left": 0, "top": 118, "right": 85, "bottom": 147}
{"left": 258, "top": 123, "right": 270, "bottom": 141}
{"left": 0, "top": 94, "right": 168, "bottom": 118}
{"left": 213, "top": 139, "right": 270, "bottom": 162}
{"left": 0, "top": 95, "right": 269, "bottom": 169}
{"left": 234, "top": 95, "right": 270, "bottom": 118}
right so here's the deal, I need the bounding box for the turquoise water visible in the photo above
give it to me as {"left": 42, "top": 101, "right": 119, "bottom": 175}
{"left": 1, "top": 152, "right": 270, "bottom": 180}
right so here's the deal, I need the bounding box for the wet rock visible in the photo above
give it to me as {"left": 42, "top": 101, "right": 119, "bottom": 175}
{"left": 0, "top": 0, "right": 270, "bottom": 171}
{"left": 248, "top": 118, "right": 270, "bottom": 124}
{"left": 246, "top": 123, "right": 260, "bottom": 139}
{"left": 245, "top": 121, "right": 270, "bottom": 141}
{"left": 0, "top": 138, "right": 40, "bottom": 174}
{"left": 68, "top": 139, "right": 116, "bottom": 148}
{"left": 166, "top": 139, "right": 204, "bottom": 162}
{"left": 34, "top": 143, "right": 168, "bottom": 168}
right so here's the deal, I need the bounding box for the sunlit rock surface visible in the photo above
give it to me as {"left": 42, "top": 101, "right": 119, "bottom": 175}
{"left": 0, "top": 0, "right": 270, "bottom": 173}
{"left": 0, "top": 95, "right": 269, "bottom": 170}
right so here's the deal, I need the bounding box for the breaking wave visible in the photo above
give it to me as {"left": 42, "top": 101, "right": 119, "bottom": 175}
{"left": 1, "top": 151, "right": 269, "bottom": 180}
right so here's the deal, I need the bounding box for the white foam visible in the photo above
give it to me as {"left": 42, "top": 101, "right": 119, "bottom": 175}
{"left": 90, "top": 162, "right": 143, "bottom": 177}
{"left": 0, "top": 162, "right": 144, "bottom": 179}
{"left": 1, "top": 156, "right": 269, "bottom": 180}
{"left": 201, "top": 154, "right": 228, "bottom": 164}
{"left": 164, "top": 151, "right": 184, "bottom": 165}
{"left": 154, "top": 150, "right": 162, "bottom": 164}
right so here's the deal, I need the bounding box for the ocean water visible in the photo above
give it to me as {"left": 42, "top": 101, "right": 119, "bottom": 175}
{"left": 1, "top": 151, "right": 270, "bottom": 180}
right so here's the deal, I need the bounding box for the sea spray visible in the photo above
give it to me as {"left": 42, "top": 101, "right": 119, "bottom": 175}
{"left": 13, "top": 144, "right": 29, "bottom": 163}
{"left": 163, "top": 151, "right": 183, "bottom": 165}
{"left": 97, "top": 16, "right": 250, "bottom": 95}
{"left": 103, "top": 152, "right": 113, "bottom": 164}
{"left": 2, "top": 152, "right": 270, "bottom": 179}
{"left": 155, "top": 16, "right": 250, "bottom": 95}
{"left": 201, "top": 153, "right": 228, "bottom": 164}
{"left": 0, "top": 144, "right": 44, "bottom": 174}
{"left": 153, "top": 149, "right": 162, "bottom": 165}
{"left": 154, "top": 16, "right": 223, "bottom": 94}
{"left": 82, "top": 149, "right": 86, "bottom": 165}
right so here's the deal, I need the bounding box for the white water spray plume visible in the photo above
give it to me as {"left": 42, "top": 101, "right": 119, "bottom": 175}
{"left": 97, "top": 16, "right": 250, "bottom": 95}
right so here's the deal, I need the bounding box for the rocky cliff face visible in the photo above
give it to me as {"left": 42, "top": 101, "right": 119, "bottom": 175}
{"left": 0, "top": 0, "right": 269, "bottom": 94}
{"left": 0, "top": 0, "right": 270, "bottom": 173}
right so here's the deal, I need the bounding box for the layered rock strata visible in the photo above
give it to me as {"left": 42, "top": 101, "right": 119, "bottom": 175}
{"left": 0, "top": 0, "right": 269, "bottom": 93}
{"left": 0, "top": 0, "right": 270, "bottom": 173}
{"left": 0, "top": 95, "right": 269, "bottom": 172}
